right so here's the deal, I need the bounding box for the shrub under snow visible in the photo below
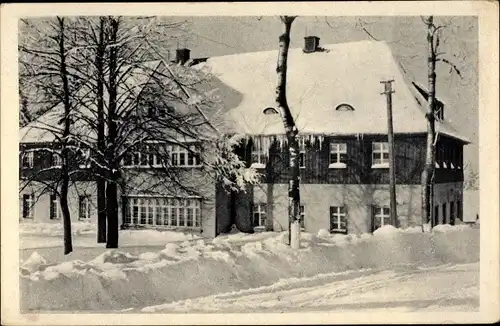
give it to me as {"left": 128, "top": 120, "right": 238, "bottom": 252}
{"left": 20, "top": 224, "right": 478, "bottom": 312}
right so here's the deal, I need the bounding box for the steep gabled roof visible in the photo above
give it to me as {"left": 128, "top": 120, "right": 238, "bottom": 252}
{"left": 19, "top": 61, "right": 164, "bottom": 143}
{"left": 196, "top": 40, "right": 470, "bottom": 143}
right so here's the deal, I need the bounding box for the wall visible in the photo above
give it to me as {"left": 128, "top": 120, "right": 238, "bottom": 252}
{"left": 119, "top": 168, "right": 218, "bottom": 237}
{"left": 19, "top": 181, "right": 97, "bottom": 223}
{"left": 252, "top": 183, "right": 422, "bottom": 235}
{"left": 256, "top": 134, "right": 427, "bottom": 185}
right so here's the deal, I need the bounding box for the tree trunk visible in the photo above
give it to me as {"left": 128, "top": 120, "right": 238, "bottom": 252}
{"left": 275, "top": 16, "right": 300, "bottom": 247}
{"left": 106, "top": 17, "right": 120, "bottom": 248}
{"left": 96, "top": 17, "right": 107, "bottom": 243}
{"left": 57, "top": 17, "right": 73, "bottom": 255}
{"left": 106, "top": 177, "right": 119, "bottom": 248}
{"left": 421, "top": 16, "right": 437, "bottom": 231}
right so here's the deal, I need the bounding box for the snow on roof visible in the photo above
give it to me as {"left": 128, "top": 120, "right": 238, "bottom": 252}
{"left": 197, "top": 40, "right": 469, "bottom": 143}
{"left": 20, "top": 61, "right": 164, "bottom": 143}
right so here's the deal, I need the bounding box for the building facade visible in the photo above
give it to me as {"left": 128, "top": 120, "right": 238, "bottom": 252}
{"left": 19, "top": 38, "right": 469, "bottom": 237}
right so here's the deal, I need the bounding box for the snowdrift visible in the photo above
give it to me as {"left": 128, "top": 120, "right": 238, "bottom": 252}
{"left": 20, "top": 225, "right": 479, "bottom": 312}
{"left": 20, "top": 222, "right": 201, "bottom": 249}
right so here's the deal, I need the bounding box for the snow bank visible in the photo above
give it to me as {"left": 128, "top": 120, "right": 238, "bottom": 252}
{"left": 20, "top": 221, "right": 96, "bottom": 237}
{"left": 20, "top": 222, "right": 202, "bottom": 249}
{"left": 20, "top": 224, "right": 479, "bottom": 312}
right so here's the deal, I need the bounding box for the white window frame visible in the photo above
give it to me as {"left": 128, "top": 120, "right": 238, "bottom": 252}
{"left": 122, "top": 145, "right": 162, "bottom": 168}
{"left": 251, "top": 139, "right": 268, "bottom": 168}
{"left": 299, "top": 137, "right": 306, "bottom": 169}
{"left": 50, "top": 193, "right": 62, "bottom": 220}
{"left": 125, "top": 196, "right": 201, "bottom": 228}
{"left": 52, "top": 152, "right": 62, "bottom": 168}
{"left": 372, "top": 142, "right": 389, "bottom": 168}
{"left": 22, "top": 151, "right": 34, "bottom": 169}
{"left": 78, "top": 148, "right": 91, "bottom": 169}
{"left": 253, "top": 203, "right": 267, "bottom": 228}
{"left": 168, "top": 144, "right": 200, "bottom": 168}
{"left": 22, "top": 193, "right": 35, "bottom": 219}
{"left": 79, "top": 195, "right": 92, "bottom": 220}
{"left": 329, "top": 143, "right": 347, "bottom": 168}
{"left": 373, "top": 206, "right": 390, "bottom": 230}
{"left": 330, "top": 206, "right": 347, "bottom": 233}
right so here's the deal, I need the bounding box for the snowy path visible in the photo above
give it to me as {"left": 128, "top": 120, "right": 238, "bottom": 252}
{"left": 143, "top": 263, "right": 479, "bottom": 313}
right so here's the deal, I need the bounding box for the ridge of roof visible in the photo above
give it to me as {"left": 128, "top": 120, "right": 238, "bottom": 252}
{"left": 196, "top": 40, "right": 470, "bottom": 144}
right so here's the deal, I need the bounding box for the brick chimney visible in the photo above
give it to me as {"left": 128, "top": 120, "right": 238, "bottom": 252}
{"left": 303, "top": 36, "right": 320, "bottom": 53}
{"left": 176, "top": 48, "right": 191, "bottom": 65}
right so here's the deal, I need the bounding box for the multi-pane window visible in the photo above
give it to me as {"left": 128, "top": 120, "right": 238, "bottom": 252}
{"left": 79, "top": 148, "right": 91, "bottom": 169}
{"left": 299, "top": 138, "right": 306, "bottom": 169}
{"left": 123, "top": 145, "right": 161, "bottom": 168}
{"left": 22, "top": 151, "right": 34, "bottom": 169}
{"left": 51, "top": 152, "right": 62, "bottom": 167}
{"left": 50, "top": 193, "right": 62, "bottom": 220}
{"left": 169, "top": 144, "right": 200, "bottom": 167}
{"left": 253, "top": 203, "right": 267, "bottom": 227}
{"left": 372, "top": 142, "right": 389, "bottom": 167}
{"left": 22, "top": 194, "right": 34, "bottom": 219}
{"left": 79, "top": 195, "right": 92, "bottom": 220}
{"left": 251, "top": 139, "right": 268, "bottom": 167}
{"left": 330, "top": 206, "right": 347, "bottom": 233}
{"left": 124, "top": 197, "right": 201, "bottom": 228}
{"left": 329, "top": 143, "right": 347, "bottom": 167}
{"left": 299, "top": 205, "right": 305, "bottom": 229}
{"left": 372, "top": 206, "right": 390, "bottom": 231}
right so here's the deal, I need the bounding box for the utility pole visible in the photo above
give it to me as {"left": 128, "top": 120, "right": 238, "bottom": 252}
{"left": 381, "top": 79, "right": 398, "bottom": 227}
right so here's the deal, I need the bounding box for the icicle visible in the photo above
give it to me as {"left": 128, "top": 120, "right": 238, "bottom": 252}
{"left": 318, "top": 135, "right": 324, "bottom": 150}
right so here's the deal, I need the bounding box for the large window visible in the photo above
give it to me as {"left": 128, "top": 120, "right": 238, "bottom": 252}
{"left": 372, "top": 142, "right": 389, "bottom": 168}
{"left": 329, "top": 143, "right": 347, "bottom": 168}
{"left": 22, "top": 151, "right": 34, "bottom": 169}
{"left": 123, "top": 145, "right": 161, "bottom": 168}
{"left": 253, "top": 203, "right": 267, "bottom": 228}
{"left": 22, "top": 194, "right": 34, "bottom": 219}
{"left": 330, "top": 206, "right": 347, "bottom": 233}
{"left": 50, "top": 193, "right": 62, "bottom": 220}
{"left": 124, "top": 197, "right": 201, "bottom": 228}
{"left": 79, "top": 195, "right": 92, "bottom": 220}
{"left": 169, "top": 144, "right": 200, "bottom": 167}
{"left": 251, "top": 139, "right": 268, "bottom": 168}
{"left": 51, "top": 152, "right": 62, "bottom": 167}
{"left": 372, "top": 206, "right": 390, "bottom": 231}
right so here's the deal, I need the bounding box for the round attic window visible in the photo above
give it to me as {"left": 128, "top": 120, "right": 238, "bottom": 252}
{"left": 263, "top": 107, "right": 279, "bottom": 115}
{"left": 335, "top": 104, "right": 355, "bottom": 111}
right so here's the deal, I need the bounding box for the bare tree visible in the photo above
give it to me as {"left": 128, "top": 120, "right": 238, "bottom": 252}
{"left": 274, "top": 16, "right": 301, "bottom": 248}
{"left": 19, "top": 17, "right": 85, "bottom": 254}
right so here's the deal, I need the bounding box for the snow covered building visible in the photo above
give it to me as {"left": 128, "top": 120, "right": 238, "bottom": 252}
{"left": 19, "top": 38, "right": 469, "bottom": 237}
{"left": 200, "top": 38, "right": 470, "bottom": 235}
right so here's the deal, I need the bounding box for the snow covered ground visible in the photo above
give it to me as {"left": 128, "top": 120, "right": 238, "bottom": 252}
{"left": 143, "top": 263, "right": 479, "bottom": 313}
{"left": 19, "top": 223, "right": 479, "bottom": 312}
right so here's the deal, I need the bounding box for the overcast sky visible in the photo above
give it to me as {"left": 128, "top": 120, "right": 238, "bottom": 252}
{"left": 168, "top": 16, "right": 478, "bottom": 171}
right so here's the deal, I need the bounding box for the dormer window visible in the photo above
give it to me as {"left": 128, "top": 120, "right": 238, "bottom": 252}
{"left": 335, "top": 104, "right": 354, "bottom": 112}
{"left": 263, "top": 107, "right": 279, "bottom": 115}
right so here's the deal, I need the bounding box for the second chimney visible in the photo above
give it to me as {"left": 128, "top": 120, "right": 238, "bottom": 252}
{"left": 303, "top": 36, "right": 320, "bottom": 53}
{"left": 176, "top": 48, "right": 191, "bottom": 65}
